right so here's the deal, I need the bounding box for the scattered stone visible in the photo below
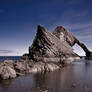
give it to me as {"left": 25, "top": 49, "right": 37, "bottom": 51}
{"left": 36, "top": 87, "right": 49, "bottom": 92}
{"left": 16, "top": 72, "right": 25, "bottom": 76}
{"left": 71, "top": 83, "right": 76, "bottom": 88}
{"left": 0, "top": 66, "right": 16, "bottom": 79}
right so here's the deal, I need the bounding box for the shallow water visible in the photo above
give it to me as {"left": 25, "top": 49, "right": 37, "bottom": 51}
{"left": 0, "top": 59, "right": 92, "bottom": 92}
{"left": 0, "top": 56, "right": 21, "bottom": 62}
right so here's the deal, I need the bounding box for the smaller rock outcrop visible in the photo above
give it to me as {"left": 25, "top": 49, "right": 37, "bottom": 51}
{"left": 0, "top": 59, "right": 61, "bottom": 79}
{"left": 0, "top": 65, "right": 16, "bottom": 80}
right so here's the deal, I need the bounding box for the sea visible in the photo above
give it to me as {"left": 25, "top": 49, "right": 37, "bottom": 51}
{"left": 0, "top": 56, "right": 92, "bottom": 92}
{"left": 0, "top": 56, "right": 21, "bottom": 62}
{"left": 0, "top": 56, "right": 85, "bottom": 62}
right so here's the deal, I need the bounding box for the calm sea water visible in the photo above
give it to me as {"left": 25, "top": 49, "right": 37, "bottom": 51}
{"left": 0, "top": 59, "right": 92, "bottom": 92}
{"left": 0, "top": 56, "right": 21, "bottom": 62}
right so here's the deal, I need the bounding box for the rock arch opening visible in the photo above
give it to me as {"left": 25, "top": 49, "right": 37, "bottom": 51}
{"left": 73, "top": 44, "right": 85, "bottom": 56}
{"left": 73, "top": 40, "right": 92, "bottom": 59}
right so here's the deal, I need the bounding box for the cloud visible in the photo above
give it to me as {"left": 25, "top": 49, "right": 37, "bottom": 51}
{"left": 68, "top": 22, "right": 92, "bottom": 37}
{"left": 0, "top": 49, "right": 24, "bottom": 56}
{"left": 66, "top": 22, "right": 92, "bottom": 30}
{"left": 54, "top": 8, "right": 92, "bottom": 38}
{"left": 0, "top": 50, "right": 14, "bottom": 53}
{"left": 51, "top": 7, "right": 92, "bottom": 56}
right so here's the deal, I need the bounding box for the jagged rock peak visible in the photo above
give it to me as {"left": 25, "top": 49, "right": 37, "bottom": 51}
{"left": 29, "top": 25, "right": 79, "bottom": 62}
{"left": 53, "top": 26, "right": 66, "bottom": 35}
{"left": 53, "top": 26, "right": 77, "bottom": 46}
{"left": 37, "top": 25, "right": 46, "bottom": 33}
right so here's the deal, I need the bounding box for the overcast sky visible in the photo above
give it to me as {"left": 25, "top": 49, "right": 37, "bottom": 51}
{"left": 0, "top": 0, "right": 92, "bottom": 56}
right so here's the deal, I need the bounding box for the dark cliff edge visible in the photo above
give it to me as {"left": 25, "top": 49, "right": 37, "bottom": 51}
{"left": 0, "top": 25, "right": 92, "bottom": 80}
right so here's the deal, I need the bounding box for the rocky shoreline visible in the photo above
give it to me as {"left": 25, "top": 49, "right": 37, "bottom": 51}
{"left": 0, "top": 59, "right": 64, "bottom": 80}
{"left": 0, "top": 25, "right": 91, "bottom": 80}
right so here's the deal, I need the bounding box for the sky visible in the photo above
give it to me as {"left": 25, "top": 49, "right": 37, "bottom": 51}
{"left": 0, "top": 0, "right": 92, "bottom": 56}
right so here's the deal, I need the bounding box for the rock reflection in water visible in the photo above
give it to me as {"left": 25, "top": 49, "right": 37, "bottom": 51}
{"left": 0, "top": 75, "right": 36, "bottom": 92}
{"left": 0, "top": 79, "right": 15, "bottom": 92}
{"left": 0, "top": 60, "right": 92, "bottom": 92}
{"left": 34, "top": 65, "right": 75, "bottom": 92}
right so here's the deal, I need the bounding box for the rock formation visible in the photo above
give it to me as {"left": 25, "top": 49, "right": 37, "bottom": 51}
{"left": 0, "top": 25, "right": 92, "bottom": 80}
{"left": 53, "top": 26, "right": 92, "bottom": 59}
{"left": 0, "top": 60, "right": 16, "bottom": 79}
{"left": 29, "top": 25, "right": 79, "bottom": 62}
